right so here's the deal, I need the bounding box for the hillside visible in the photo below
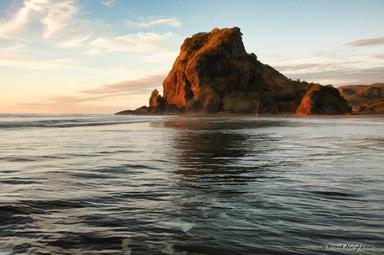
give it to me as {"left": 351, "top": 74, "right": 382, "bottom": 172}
{"left": 338, "top": 84, "right": 384, "bottom": 114}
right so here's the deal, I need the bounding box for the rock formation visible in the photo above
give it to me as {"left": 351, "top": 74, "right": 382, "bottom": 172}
{"left": 296, "top": 84, "right": 351, "bottom": 115}
{"left": 161, "top": 27, "right": 309, "bottom": 113}
{"left": 117, "top": 27, "right": 352, "bottom": 115}
{"left": 149, "top": 89, "right": 166, "bottom": 113}
{"left": 338, "top": 83, "right": 384, "bottom": 114}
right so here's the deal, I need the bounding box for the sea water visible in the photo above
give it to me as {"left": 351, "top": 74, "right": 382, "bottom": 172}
{"left": 0, "top": 115, "right": 383, "bottom": 254}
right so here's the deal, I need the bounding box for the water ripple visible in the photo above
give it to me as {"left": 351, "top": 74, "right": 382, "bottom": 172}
{"left": 0, "top": 115, "right": 383, "bottom": 254}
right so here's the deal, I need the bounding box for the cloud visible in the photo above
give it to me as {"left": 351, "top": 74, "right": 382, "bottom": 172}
{"left": 375, "top": 54, "right": 384, "bottom": 59}
{"left": 274, "top": 61, "right": 363, "bottom": 74}
{"left": 24, "top": 74, "right": 163, "bottom": 105}
{"left": 288, "top": 66, "right": 384, "bottom": 85}
{"left": 80, "top": 74, "right": 164, "bottom": 95}
{"left": 125, "top": 18, "right": 182, "bottom": 28}
{"left": 41, "top": 0, "right": 78, "bottom": 39}
{"left": 16, "top": 74, "right": 165, "bottom": 113}
{"left": 347, "top": 37, "right": 384, "bottom": 47}
{"left": 56, "top": 34, "right": 92, "bottom": 48}
{"left": 0, "top": 45, "right": 71, "bottom": 69}
{"left": 0, "top": 0, "right": 36, "bottom": 38}
{"left": 275, "top": 63, "right": 333, "bottom": 72}
{"left": 0, "top": 0, "right": 78, "bottom": 39}
{"left": 0, "top": 57, "right": 71, "bottom": 70}
{"left": 42, "top": 93, "right": 132, "bottom": 104}
{"left": 89, "top": 32, "right": 175, "bottom": 53}
{"left": 101, "top": 0, "right": 115, "bottom": 7}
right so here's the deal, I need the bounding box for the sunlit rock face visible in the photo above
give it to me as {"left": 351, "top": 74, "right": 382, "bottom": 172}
{"left": 296, "top": 84, "right": 352, "bottom": 115}
{"left": 161, "top": 27, "right": 309, "bottom": 113}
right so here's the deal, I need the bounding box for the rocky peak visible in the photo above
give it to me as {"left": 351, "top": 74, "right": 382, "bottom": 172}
{"left": 178, "top": 27, "right": 246, "bottom": 60}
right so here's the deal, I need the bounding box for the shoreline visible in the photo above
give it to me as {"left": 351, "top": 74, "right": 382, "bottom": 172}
{"left": 115, "top": 112, "right": 384, "bottom": 118}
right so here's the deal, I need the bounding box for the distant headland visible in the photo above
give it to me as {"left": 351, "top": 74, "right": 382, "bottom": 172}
{"left": 116, "top": 27, "right": 383, "bottom": 115}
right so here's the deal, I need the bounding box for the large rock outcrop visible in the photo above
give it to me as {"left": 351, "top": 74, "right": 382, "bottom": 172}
{"left": 117, "top": 27, "right": 352, "bottom": 115}
{"left": 296, "top": 84, "right": 352, "bottom": 115}
{"left": 162, "top": 27, "right": 308, "bottom": 113}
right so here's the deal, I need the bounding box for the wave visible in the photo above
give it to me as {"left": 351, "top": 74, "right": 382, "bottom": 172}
{"left": 0, "top": 115, "right": 167, "bottom": 129}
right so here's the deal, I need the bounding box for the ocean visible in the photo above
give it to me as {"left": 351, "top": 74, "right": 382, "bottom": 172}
{"left": 0, "top": 114, "right": 383, "bottom": 254}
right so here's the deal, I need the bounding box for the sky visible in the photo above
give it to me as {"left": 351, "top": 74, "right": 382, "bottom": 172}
{"left": 0, "top": 0, "right": 384, "bottom": 114}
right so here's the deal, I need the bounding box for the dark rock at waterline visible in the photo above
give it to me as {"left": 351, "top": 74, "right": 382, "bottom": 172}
{"left": 115, "top": 106, "right": 150, "bottom": 115}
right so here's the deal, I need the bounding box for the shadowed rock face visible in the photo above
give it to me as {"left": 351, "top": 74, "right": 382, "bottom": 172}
{"left": 149, "top": 89, "right": 160, "bottom": 110}
{"left": 116, "top": 27, "right": 352, "bottom": 115}
{"left": 149, "top": 89, "right": 166, "bottom": 113}
{"left": 296, "top": 85, "right": 352, "bottom": 115}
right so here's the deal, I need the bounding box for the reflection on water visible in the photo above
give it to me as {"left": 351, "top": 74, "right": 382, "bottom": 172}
{"left": 0, "top": 115, "right": 383, "bottom": 254}
{"left": 163, "top": 118, "right": 288, "bottom": 203}
{"left": 168, "top": 119, "right": 254, "bottom": 174}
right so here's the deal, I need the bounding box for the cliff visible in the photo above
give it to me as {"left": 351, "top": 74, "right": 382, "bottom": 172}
{"left": 117, "top": 27, "right": 351, "bottom": 115}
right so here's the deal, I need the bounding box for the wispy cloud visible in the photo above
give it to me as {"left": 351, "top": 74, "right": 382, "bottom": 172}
{"left": 125, "top": 17, "right": 181, "bottom": 28}
{"left": 56, "top": 34, "right": 92, "bottom": 48}
{"left": 0, "top": 0, "right": 78, "bottom": 39}
{"left": 89, "top": 32, "right": 175, "bottom": 53}
{"left": 288, "top": 66, "right": 384, "bottom": 85}
{"left": 41, "top": 0, "right": 78, "bottom": 39}
{"left": 347, "top": 37, "right": 384, "bottom": 47}
{"left": 101, "top": 0, "right": 115, "bottom": 7}
{"left": 270, "top": 52, "right": 384, "bottom": 85}
{"left": 17, "top": 74, "right": 165, "bottom": 113}
{"left": 0, "top": 44, "right": 71, "bottom": 69}
{"left": 80, "top": 74, "right": 164, "bottom": 95}
{"left": 274, "top": 60, "right": 362, "bottom": 74}
{"left": 0, "top": 0, "right": 33, "bottom": 38}
{"left": 0, "top": 57, "right": 70, "bottom": 70}
{"left": 375, "top": 54, "right": 384, "bottom": 59}
{"left": 275, "top": 63, "right": 332, "bottom": 72}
